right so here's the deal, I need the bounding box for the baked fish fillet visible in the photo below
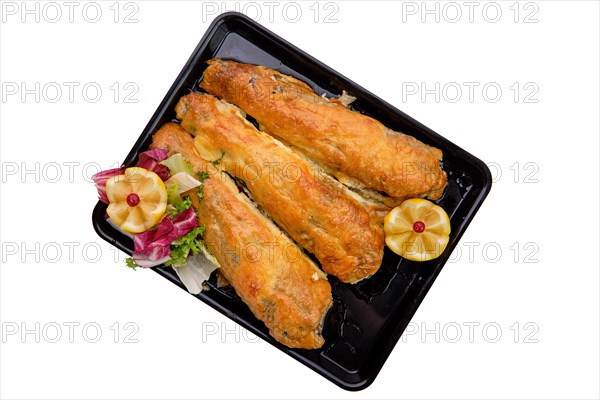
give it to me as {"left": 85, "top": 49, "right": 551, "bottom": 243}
{"left": 176, "top": 93, "right": 385, "bottom": 283}
{"left": 151, "top": 122, "right": 332, "bottom": 349}
{"left": 199, "top": 59, "right": 447, "bottom": 200}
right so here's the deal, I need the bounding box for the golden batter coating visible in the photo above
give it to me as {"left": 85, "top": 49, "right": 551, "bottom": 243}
{"left": 199, "top": 59, "right": 447, "bottom": 200}
{"left": 175, "top": 93, "right": 385, "bottom": 283}
{"left": 151, "top": 122, "right": 332, "bottom": 349}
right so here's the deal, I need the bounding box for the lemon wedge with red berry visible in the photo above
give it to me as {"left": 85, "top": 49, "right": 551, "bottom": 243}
{"left": 106, "top": 167, "right": 168, "bottom": 233}
{"left": 383, "top": 198, "right": 451, "bottom": 262}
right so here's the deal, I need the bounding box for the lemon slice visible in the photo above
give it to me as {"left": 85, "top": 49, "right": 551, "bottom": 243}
{"left": 384, "top": 198, "right": 451, "bottom": 262}
{"left": 106, "top": 167, "right": 168, "bottom": 233}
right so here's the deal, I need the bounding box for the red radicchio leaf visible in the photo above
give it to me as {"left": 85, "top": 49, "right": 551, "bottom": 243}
{"left": 92, "top": 167, "right": 124, "bottom": 204}
{"left": 170, "top": 205, "right": 199, "bottom": 233}
{"left": 136, "top": 148, "right": 170, "bottom": 180}
{"left": 153, "top": 164, "right": 170, "bottom": 181}
{"left": 132, "top": 206, "right": 198, "bottom": 268}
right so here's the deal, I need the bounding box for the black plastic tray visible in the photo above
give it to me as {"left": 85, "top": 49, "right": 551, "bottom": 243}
{"left": 92, "top": 12, "right": 492, "bottom": 391}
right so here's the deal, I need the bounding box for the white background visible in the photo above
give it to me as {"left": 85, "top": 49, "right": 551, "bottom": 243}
{"left": 1, "top": 1, "right": 599, "bottom": 399}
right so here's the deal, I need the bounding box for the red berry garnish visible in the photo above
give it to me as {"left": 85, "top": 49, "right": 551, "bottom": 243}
{"left": 126, "top": 193, "right": 140, "bottom": 207}
{"left": 413, "top": 221, "right": 426, "bottom": 233}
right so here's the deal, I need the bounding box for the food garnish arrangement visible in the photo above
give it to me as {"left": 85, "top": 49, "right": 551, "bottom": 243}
{"left": 93, "top": 59, "right": 453, "bottom": 350}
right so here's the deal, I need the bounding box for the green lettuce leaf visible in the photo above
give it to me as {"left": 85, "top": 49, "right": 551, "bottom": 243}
{"left": 166, "top": 183, "right": 182, "bottom": 206}
{"left": 160, "top": 153, "right": 194, "bottom": 176}
{"left": 165, "top": 196, "right": 192, "bottom": 218}
{"left": 164, "top": 225, "right": 206, "bottom": 268}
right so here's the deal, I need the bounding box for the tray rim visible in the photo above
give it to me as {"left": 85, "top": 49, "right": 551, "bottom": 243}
{"left": 92, "top": 11, "right": 493, "bottom": 391}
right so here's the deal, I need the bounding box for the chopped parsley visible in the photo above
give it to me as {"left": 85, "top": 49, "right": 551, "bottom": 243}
{"left": 196, "top": 171, "right": 210, "bottom": 202}
{"left": 211, "top": 152, "right": 225, "bottom": 166}
{"left": 126, "top": 257, "right": 139, "bottom": 270}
